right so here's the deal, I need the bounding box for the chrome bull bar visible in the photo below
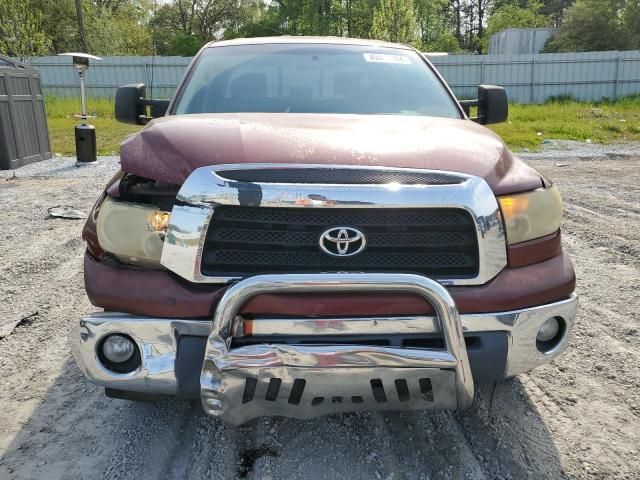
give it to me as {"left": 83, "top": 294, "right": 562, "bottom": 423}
{"left": 200, "top": 273, "right": 475, "bottom": 425}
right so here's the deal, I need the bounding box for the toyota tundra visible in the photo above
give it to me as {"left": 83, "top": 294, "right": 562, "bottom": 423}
{"left": 71, "top": 37, "right": 577, "bottom": 426}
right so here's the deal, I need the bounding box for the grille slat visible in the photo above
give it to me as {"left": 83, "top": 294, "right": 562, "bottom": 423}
{"left": 204, "top": 250, "right": 475, "bottom": 269}
{"left": 211, "top": 228, "right": 475, "bottom": 249}
{"left": 214, "top": 208, "right": 472, "bottom": 227}
{"left": 202, "top": 206, "right": 479, "bottom": 278}
{"left": 217, "top": 168, "right": 466, "bottom": 185}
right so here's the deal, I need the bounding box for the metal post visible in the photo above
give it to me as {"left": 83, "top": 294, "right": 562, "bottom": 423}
{"left": 78, "top": 69, "right": 87, "bottom": 126}
{"left": 58, "top": 53, "right": 102, "bottom": 166}
{"left": 613, "top": 55, "right": 621, "bottom": 101}
{"left": 74, "top": 64, "right": 96, "bottom": 165}
{"left": 530, "top": 58, "right": 536, "bottom": 104}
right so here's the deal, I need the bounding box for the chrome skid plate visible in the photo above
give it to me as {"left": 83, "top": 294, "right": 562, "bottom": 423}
{"left": 205, "top": 367, "right": 457, "bottom": 426}
{"left": 200, "top": 273, "right": 475, "bottom": 425}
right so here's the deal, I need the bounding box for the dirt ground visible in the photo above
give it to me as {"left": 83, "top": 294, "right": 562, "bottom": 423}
{"left": 0, "top": 146, "right": 638, "bottom": 480}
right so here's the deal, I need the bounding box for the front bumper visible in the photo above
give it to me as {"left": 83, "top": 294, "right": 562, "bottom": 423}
{"left": 71, "top": 273, "right": 577, "bottom": 425}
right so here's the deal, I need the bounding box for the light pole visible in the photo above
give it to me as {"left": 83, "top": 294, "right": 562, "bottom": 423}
{"left": 58, "top": 52, "right": 102, "bottom": 166}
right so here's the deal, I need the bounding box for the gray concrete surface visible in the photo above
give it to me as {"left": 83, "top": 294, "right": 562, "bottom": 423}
{"left": 0, "top": 143, "right": 639, "bottom": 479}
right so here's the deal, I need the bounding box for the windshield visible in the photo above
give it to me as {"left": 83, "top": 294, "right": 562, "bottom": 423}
{"left": 174, "top": 44, "right": 461, "bottom": 118}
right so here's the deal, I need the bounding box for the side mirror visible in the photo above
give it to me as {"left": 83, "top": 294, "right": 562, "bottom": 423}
{"left": 459, "top": 85, "right": 508, "bottom": 125}
{"left": 115, "top": 83, "right": 170, "bottom": 125}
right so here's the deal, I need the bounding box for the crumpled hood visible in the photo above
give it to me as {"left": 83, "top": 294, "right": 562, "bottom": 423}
{"left": 120, "top": 113, "right": 542, "bottom": 195}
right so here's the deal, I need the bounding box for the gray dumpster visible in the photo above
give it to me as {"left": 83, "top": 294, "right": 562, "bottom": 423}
{"left": 0, "top": 56, "right": 51, "bottom": 170}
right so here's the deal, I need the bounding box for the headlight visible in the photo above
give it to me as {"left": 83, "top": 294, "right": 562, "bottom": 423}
{"left": 498, "top": 185, "right": 563, "bottom": 245}
{"left": 96, "top": 197, "right": 170, "bottom": 266}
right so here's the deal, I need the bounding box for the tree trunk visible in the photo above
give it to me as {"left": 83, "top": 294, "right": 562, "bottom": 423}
{"left": 75, "top": 0, "right": 88, "bottom": 52}
{"left": 452, "top": 0, "right": 461, "bottom": 44}
{"left": 477, "top": 0, "right": 485, "bottom": 54}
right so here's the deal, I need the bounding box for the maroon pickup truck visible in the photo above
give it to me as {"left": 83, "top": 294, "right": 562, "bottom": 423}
{"left": 71, "top": 37, "right": 577, "bottom": 426}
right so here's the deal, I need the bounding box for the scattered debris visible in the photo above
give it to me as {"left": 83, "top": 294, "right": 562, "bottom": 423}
{"left": 0, "top": 312, "right": 38, "bottom": 339}
{"left": 48, "top": 206, "right": 87, "bottom": 220}
{"left": 5, "top": 171, "right": 16, "bottom": 181}
{"left": 555, "top": 162, "right": 573, "bottom": 167}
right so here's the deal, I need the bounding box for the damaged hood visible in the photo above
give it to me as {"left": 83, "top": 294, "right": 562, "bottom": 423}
{"left": 120, "top": 113, "right": 543, "bottom": 195}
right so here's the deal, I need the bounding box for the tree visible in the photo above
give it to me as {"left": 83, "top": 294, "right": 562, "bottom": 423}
{"left": 196, "top": 0, "right": 249, "bottom": 40}
{"left": 152, "top": 0, "right": 255, "bottom": 54}
{"left": 449, "top": 0, "right": 463, "bottom": 43}
{"left": 544, "top": 0, "right": 638, "bottom": 52}
{"left": 470, "top": 0, "right": 492, "bottom": 42}
{"left": 94, "top": 0, "right": 131, "bottom": 13}
{"left": 330, "top": 0, "right": 379, "bottom": 38}
{"left": 84, "top": 3, "right": 153, "bottom": 55}
{"left": 9, "top": 0, "right": 637, "bottom": 58}
{"left": 225, "top": 0, "right": 379, "bottom": 40}
{"left": 486, "top": 2, "right": 551, "bottom": 34}
{"left": 540, "top": 0, "right": 574, "bottom": 27}
{"left": 75, "top": 0, "right": 88, "bottom": 52}
{"left": 484, "top": 1, "right": 550, "bottom": 50}
{"left": 0, "top": 0, "right": 49, "bottom": 57}
{"left": 491, "top": 0, "right": 574, "bottom": 26}
{"left": 415, "top": 0, "right": 461, "bottom": 51}
{"left": 626, "top": 0, "right": 640, "bottom": 48}
{"left": 31, "top": 0, "right": 80, "bottom": 54}
{"left": 371, "top": 0, "right": 417, "bottom": 43}
{"left": 25, "top": 0, "right": 153, "bottom": 55}
{"left": 446, "top": 0, "right": 495, "bottom": 52}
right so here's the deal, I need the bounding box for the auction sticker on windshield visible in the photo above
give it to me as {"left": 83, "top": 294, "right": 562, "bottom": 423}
{"left": 363, "top": 53, "right": 412, "bottom": 64}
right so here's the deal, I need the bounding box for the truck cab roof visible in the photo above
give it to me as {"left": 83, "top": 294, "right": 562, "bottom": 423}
{"left": 204, "top": 36, "right": 414, "bottom": 51}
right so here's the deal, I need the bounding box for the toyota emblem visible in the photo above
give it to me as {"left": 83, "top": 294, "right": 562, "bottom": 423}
{"left": 319, "top": 227, "right": 366, "bottom": 257}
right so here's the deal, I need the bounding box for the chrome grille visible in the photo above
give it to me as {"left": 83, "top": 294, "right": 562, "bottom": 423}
{"left": 201, "top": 206, "right": 479, "bottom": 277}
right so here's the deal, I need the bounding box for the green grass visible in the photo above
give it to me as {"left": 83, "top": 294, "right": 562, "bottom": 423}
{"left": 45, "top": 96, "right": 141, "bottom": 156}
{"left": 489, "top": 96, "right": 640, "bottom": 151}
{"left": 45, "top": 96, "right": 640, "bottom": 156}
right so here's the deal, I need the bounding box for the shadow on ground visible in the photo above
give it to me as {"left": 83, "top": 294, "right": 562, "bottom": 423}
{"left": 0, "top": 355, "right": 567, "bottom": 480}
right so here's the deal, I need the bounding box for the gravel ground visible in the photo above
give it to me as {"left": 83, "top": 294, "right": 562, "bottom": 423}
{"left": 0, "top": 141, "right": 639, "bottom": 479}
{"left": 518, "top": 140, "right": 640, "bottom": 160}
{"left": 0, "top": 155, "right": 121, "bottom": 180}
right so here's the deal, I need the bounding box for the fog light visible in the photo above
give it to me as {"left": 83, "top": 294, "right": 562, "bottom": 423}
{"left": 537, "top": 318, "right": 560, "bottom": 343}
{"left": 102, "top": 334, "right": 135, "bottom": 363}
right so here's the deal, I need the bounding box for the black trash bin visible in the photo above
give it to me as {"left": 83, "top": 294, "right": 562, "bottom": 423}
{"left": 0, "top": 56, "right": 52, "bottom": 170}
